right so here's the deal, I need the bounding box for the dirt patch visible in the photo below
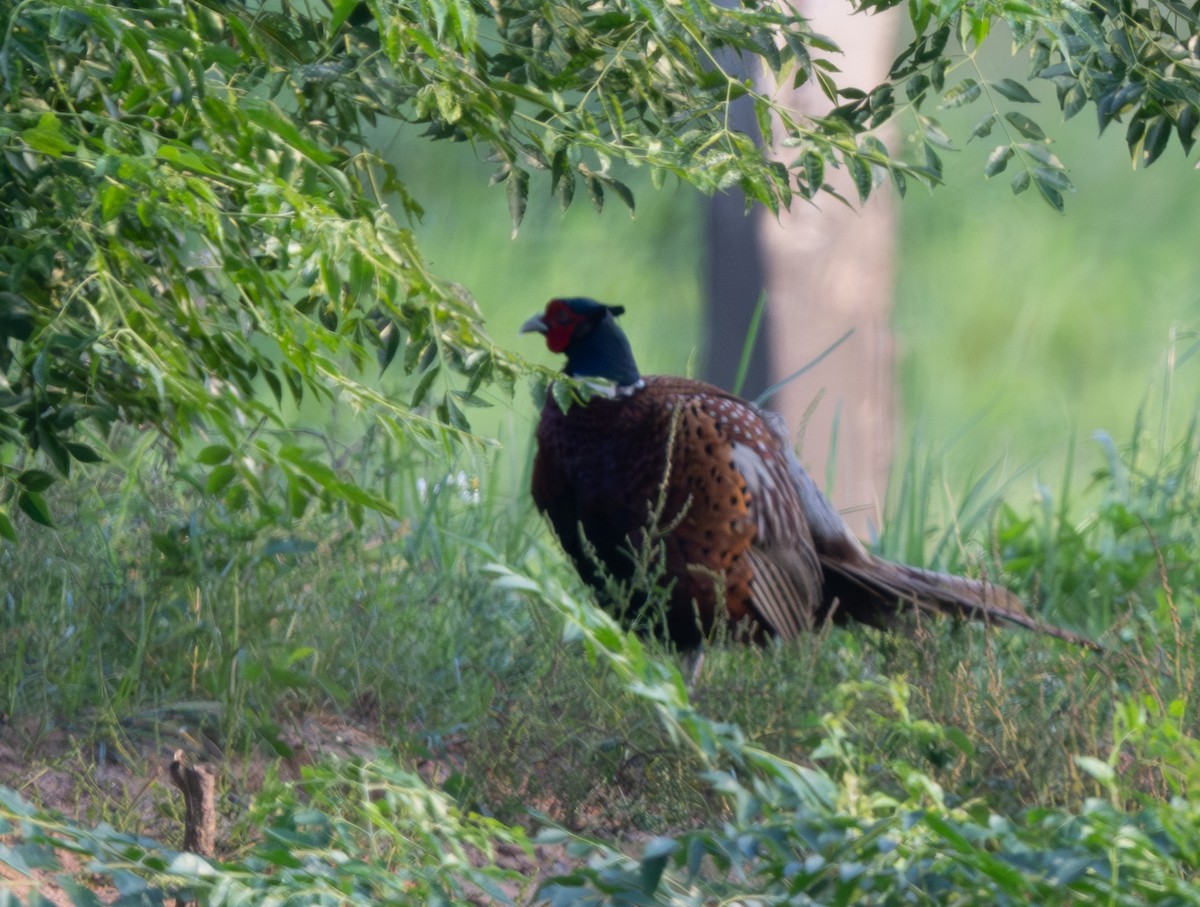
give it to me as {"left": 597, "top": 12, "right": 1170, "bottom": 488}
{"left": 0, "top": 711, "right": 576, "bottom": 904}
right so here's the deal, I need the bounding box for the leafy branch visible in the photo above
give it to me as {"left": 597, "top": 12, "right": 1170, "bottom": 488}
{"left": 866, "top": 0, "right": 1200, "bottom": 209}
{"left": 0, "top": 1, "right": 515, "bottom": 535}
{"left": 2, "top": 0, "right": 1198, "bottom": 535}
{"left": 493, "top": 563, "right": 1200, "bottom": 907}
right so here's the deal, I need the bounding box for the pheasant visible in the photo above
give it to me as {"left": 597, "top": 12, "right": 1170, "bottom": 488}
{"left": 522, "top": 297, "right": 1099, "bottom": 655}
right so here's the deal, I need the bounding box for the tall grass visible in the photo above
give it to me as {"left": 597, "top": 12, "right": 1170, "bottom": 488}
{"left": 3, "top": 388, "right": 1199, "bottom": 902}
{"left": 3, "top": 110, "right": 1199, "bottom": 903}
{"left": 3, "top": 339, "right": 1198, "bottom": 823}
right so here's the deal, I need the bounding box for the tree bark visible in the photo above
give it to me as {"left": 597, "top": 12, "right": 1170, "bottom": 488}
{"left": 700, "top": 41, "right": 773, "bottom": 400}
{"left": 756, "top": 2, "right": 901, "bottom": 536}
{"left": 169, "top": 749, "right": 217, "bottom": 858}
{"left": 702, "top": 194, "right": 771, "bottom": 398}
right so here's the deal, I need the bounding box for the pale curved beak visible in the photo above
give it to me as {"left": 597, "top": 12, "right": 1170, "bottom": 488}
{"left": 519, "top": 313, "right": 548, "bottom": 334}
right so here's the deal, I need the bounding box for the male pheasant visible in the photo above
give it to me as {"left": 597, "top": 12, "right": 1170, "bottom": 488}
{"left": 523, "top": 297, "right": 1098, "bottom": 654}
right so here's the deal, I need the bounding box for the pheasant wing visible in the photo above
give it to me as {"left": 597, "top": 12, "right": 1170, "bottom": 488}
{"left": 654, "top": 383, "right": 825, "bottom": 640}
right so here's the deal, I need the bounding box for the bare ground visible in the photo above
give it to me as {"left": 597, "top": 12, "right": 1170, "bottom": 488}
{"left": 0, "top": 711, "right": 576, "bottom": 905}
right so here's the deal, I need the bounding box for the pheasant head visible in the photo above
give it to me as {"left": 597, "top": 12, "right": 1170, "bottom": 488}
{"left": 521, "top": 297, "right": 641, "bottom": 389}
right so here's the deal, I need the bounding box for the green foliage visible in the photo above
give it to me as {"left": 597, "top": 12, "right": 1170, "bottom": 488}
{"left": 0, "top": 759, "right": 530, "bottom": 906}
{"left": 872, "top": 0, "right": 1200, "bottom": 210}
{"left": 2, "top": 385, "right": 1200, "bottom": 903}
{"left": 539, "top": 788, "right": 1200, "bottom": 906}
{"left": 2, "top": 0, "right": 1198, "bottom": 534}
{"left": 990, "top": 340, "right": 1200, "bottom": 641}
{"left": 500, "top": 566, "right": 1200, "bottom": 907}
{"left": 5, "top": 690, "right": 1200, "bottom": 906}
{"left": 2, "top": 1, "right": 1200, "bottom": 898}
{"left": 0, "top": 0, "right": 516, "bottom": 535}
{"left": 0, "top": 433, "right": 536, "bottom": 743}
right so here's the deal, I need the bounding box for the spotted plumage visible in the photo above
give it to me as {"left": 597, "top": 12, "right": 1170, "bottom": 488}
{"left": 523, "top": 297, "right": 1099, "bottom": 654}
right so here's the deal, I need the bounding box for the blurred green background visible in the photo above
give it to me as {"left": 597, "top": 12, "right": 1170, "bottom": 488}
{"left": 383, "top": 80, "right": 1197, "bottom": 503}
{"left": 896, "top": 99, "right": 1197, "bottom": 486}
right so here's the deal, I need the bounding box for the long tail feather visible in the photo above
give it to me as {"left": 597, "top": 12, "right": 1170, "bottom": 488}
{"left": 822, "top": 554, "right": 1104, "bottom": 653}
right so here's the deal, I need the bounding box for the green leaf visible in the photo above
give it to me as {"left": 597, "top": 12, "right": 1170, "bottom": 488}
{"left": 941, "top": 78, "right": 981, "bottom": 108}
{"left": 1062, "top": 0, "right": 1107, "bottom": 45}
{"left": 99, "top": 183, "right": 129, "bottom": 223}
{"left": 905, "top": 73, "right": 930, "bottom": 104}
{"left": 196, "top": 444, "right": 233, "bottom": 465}
{"left": 449, "top": 0, "right": 478, "bottom": 47}
{"left": 966, "top": 10, "right": 990, "bottom": 46}
{"left": 438, "top": 392, "right": 470, "bottom": 432}
{"left": 847, "top": 155, "right": 871, "bottom": 202}
{"left": 17, "top": 491, "right": 53, "bottom": 527}
{"left": 1177, "top": 105, "right": 1198, "bottom": 154}
{"left": 800, "top": 151, "right": 824, "bottom": 197}
{"left": 0, "top": 292, "right": 35, "bottom": 341}
{"left": 17, "top": 469, "right": 56, "bottom": 492}
{"left": 206, "top": 464, "right": 237, "bottom": 495}
{"left": 984, "top": 145, "right": 1013, "bottom": 177}
{"left": 0, "top": 510, "right": 14, "bottom": 542}
{"left": 507, "top": 167, "right": 529, "bottom": 237}
{"left": 1032, "top": 166, "right": 1074, "bottom": 192}
{"left": 434, "top": 84, "right": 463, "bottom": 123}
{"left": 640, "top": 837, "right": 678, "bottom": 894}
{"left": 921, "top": 143, "right": 943, "bottom": 180}
{"left": 1104, "top": 82, "right": 1147, "bottom": 119}
{"left": 1005, "top": 111, "right": 1047, "bottom": 140}
{"left": 925, "top": 814, "right": 1029, "bottom": 890}
{"left": 992, "top": 78, "right": 1038, "bottom": 103}
{"left": 944, "top": 726, "right": 975, "bottom": 757}
{"left": 1019, "top": 143, "right": 1064, "bottom": 168}
{"left": 21, "top": 112, "right": 75, "bottom": 156}
{"left": 227, "top": 482, "right": 249, "bottom": 511}
{"left": 242, "top": 102, "right": 339, "bottom": 165}
{"left": 65, "top": 442, "right": 103, "bottom": 464}
{"left": 969, "top": 113, "right": 997, "bottom": 140}
{"left": 331, "top": 478, "right": 384, "bottom": 511}
{"left": 930, "top": 56, "right": 949, "bottom": 92}
{"left": 920, "top": 116, "right": 954, "bottom": 150}
{"left": 907, "top": 0, "right": 931, "bottom": 32}
{"left": 605, "top": 178, "right": 635, "bottom": 213}
{"left": 585, "top": 174, "right": 604, "bottom": 213}
{"left": 1140, "top": 115, "right": 1172, "bottom": 166}
{"left": 551, "top": 150, "right": 575, "bottom": 209}
{"left": 551, "top": 379, "right": 576, "bottom": 414}
{"left": 38, "top": 424, "right": 71, "bottom": 477}
{"left": 156, "top": 144, "right": 219, "bottom": 176}
{"left": 410, "top": 364, "right": 441, "bottom": 407}
{"left": 1005, "top": 0, "right": 1041, "bottom": 17}
{"left": 1074, "top": 755, "right": 1116, "bottom": 784}
{"left": 328, "top": 0, "right": 362, "bottom": 32}
{"left": 1062, "top": 83, "right": 1088, "bottom": 120}
{"left": 287, "top": 477, "right": 309, "bottom": 519}
{"left": 263, "top": 369, "right": 283, "bottom": 404}
{"left": 815, "top": 68, "right": 838, "bottom": 104}
{"left": 1033, "top": 173, "right": 1066, "bottom": 211}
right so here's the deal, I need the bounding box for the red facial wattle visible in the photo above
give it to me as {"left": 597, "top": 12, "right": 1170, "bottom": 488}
{"left": 543, "top": 299, "right": 584, "bottom": 353}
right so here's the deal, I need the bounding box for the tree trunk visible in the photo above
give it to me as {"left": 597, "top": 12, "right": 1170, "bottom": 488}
{"left": 700, "top": 42, "right": 773, "bottom": 401}
{"left": 756, "top": 3, "right": 901, "bottom": 536}
{"left": 702, "top": 194, "right": 771, "bottom": 398}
